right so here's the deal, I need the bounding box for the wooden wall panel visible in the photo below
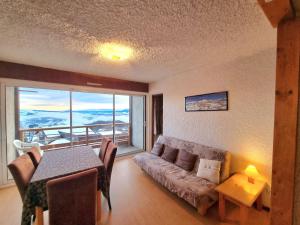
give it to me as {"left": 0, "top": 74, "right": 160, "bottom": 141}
{"left": 271, "top": 18, "right": 300, "bottom": 225}
{"left": 0, "top": 61, "right": 149, "bottom": 93}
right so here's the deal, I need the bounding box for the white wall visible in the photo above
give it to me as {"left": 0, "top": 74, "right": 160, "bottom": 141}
{"left": 150, "top": 48, "right": 276, "bottom": 206}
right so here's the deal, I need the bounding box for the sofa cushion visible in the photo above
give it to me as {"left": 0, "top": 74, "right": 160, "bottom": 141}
{"left": 156, "top": 135, "right": 231, "bottom": 182}
{"left": 164, "top": 169, "right": 217, "bottom": 207}
{"left": 196, "top": 159, "right": 221, "bottom": 184}
{"left": 133, "top": 152, "right": 218, "bottom": 208}
{"left": 161, "top": 145, "right": 179, "bottom": 163}
{"left": 175, "top": 149, "right": 198, "bottom": 171}
{"left": 151, "top": 143, "right": 164, "bottom": 156}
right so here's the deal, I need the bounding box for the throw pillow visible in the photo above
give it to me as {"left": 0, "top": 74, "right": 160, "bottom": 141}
{"left": 151, "top": 143, "right": 164, "bottom": 156}
{"left": 175, "top": 149, "right": 198, "bottom": 171}
{"left": 196, "top": 159, "right": 221, "bottom": 184}
{"left": 161, "top": 145, "right": 179, "bottom": 163}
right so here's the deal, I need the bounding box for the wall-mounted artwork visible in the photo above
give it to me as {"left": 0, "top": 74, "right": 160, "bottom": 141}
{"left": 185, "top": 91, "right": 228, "bottom": 112}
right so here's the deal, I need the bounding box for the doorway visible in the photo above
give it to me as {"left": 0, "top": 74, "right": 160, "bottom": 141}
{"left": 152, "top": 94, "right": 163, "bottom": 146}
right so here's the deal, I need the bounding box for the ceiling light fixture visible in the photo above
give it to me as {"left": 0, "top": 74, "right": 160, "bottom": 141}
{"left": 98, "top": 43, "right": 133, "bottom": 61}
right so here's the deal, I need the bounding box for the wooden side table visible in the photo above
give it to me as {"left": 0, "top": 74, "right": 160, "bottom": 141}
{"left": 215, "top": 173, "right": 266, "bottom": 225}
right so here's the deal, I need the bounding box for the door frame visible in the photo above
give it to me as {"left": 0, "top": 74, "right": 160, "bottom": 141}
{"left": 151, "top": 94, "right": 163, "bottom": 147}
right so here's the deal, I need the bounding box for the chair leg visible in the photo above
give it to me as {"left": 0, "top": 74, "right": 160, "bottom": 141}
{"left": 108, "top": 197, "right": 112, "bottom": 210}
{"left": 97, "top": 190, "right": 101, "bottom": 222}
{"left": 35, "top": 207, "right": 44, "bottom": 225}
{"left": 107, "top": 190, "right": 112, "bottom": 210}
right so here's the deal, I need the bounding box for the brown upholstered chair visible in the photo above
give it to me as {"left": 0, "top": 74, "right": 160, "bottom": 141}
{"left": 100, "top": 142, "right": 117, "bottom": 210}
{"left": 99, "top": 138, "right": 111, "bottom": 162}
{"left": 7, "top": 154, "right": 35, "bottom": 202}
{"left": 47, "top": 169, "right": 98, "bottom": 225}
{"left": 27, "top": 147, "right": 42, "bottom": 168}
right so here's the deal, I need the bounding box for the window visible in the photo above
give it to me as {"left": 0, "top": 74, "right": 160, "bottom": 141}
{"left": 15, "top": 87, "right": 145, "bottom": 155}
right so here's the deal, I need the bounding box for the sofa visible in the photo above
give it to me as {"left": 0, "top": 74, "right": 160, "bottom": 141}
{"left": 133, "top": 136, "right": 231, "bottom": 215}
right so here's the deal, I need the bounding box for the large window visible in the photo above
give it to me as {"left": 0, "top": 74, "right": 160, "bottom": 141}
{"left": 71, "top": 92, "right": 114, "bottom": 147}
{"left": 19, "top": 87, "right": 71, "bottom": 148}
{"left": 15, "top": 87, "right": 145, "bottom": 155}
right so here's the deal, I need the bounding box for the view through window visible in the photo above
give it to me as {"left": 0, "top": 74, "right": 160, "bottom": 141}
{"left": 16, "top": 87, "right": 144, "bottom": 155}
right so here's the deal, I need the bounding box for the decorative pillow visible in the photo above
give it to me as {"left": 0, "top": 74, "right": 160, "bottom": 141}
{"left": 196, "top": 159, "right": 221, "bottom": 184}
{"left": 161, "top": 146, "right": 179, "bottom": 163}
{"left": 150, "top": 143, "right": 164, "bottom": 156}
{"left": 175, "top": 149, "right": 198, "bottom": 171}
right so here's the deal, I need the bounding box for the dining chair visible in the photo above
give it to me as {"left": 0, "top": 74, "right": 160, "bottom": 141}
{"left": 46, "top": 169, "right": 98, "bottom": 225}
{"left": 99, "top": 137, "right": 112, "bottom": 162}
{"left": 101, "top": 142, "right": 117, "bottom": 210}
{"left": 27, "top": 146, "right": 42, "bottom": 168}
{"left": 7, "top": 154, "right": 35, "bottom": 202}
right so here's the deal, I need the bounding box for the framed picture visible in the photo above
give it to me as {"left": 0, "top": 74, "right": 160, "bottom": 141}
{"left": 185, "top": 91, "right": 228, "bottom": 112}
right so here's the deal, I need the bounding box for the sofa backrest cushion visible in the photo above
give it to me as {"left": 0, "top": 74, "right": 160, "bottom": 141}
{"left": 175, "top": 149, "right": 197, "bottom": 171}
{"left": 156, "top": 135, "right": 231, "bottom": 182}
{"left": 161, "top": 145, "right": 179, "bottom": 163}
{"left": 151, "top": 143, "right": 164, "bottom": 156}
{"left": 196, "top": 159, "right": 221, "bottom": 184}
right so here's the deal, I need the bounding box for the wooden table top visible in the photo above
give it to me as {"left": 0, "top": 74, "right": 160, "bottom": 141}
{"left": 215, "top": 173, "right": 266, "bottom": 207}
{"left": 31, "top": 146, "right": 103, "bottom": 183}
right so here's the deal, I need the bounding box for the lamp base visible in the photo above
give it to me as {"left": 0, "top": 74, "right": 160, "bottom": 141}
{"left": 248, "top": 177, "right": 255, "bottom": 184}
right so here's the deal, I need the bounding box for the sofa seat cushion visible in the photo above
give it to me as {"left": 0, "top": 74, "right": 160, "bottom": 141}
{"left": 134, "top": 152, "right": 187, "bottom": 184}
{"left": 164, "top": 171, "right": 218, "bottom": 207}
{"left": 134, "top": 152, "right": 218, "bottom": 208}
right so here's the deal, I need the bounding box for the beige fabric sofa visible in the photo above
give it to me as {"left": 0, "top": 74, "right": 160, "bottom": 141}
{"left": 134, "top": 136, "right": 231, "bottom": 215}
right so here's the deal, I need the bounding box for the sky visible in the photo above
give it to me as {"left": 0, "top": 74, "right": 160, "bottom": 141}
{"left": 19, "top": 87, "right": 130, "bottom": 111}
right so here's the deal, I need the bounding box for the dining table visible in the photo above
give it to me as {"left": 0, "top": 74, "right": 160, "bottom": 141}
{"left": 21, "top": 146, "right": 106, "bottom": 225}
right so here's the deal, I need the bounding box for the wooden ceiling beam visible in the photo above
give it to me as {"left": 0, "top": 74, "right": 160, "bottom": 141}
{"left": 0, "top": 61, "right": 149, "bottom": 93}
{"left": 257, "top": 0, "right": 295, "bottom": 27}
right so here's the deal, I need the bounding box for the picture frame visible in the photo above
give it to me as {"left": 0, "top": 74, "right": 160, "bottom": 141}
{"left": 185, "top": 91, "right": 228, "bottom": 112}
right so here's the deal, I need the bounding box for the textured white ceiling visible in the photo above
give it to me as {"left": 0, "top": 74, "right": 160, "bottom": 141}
{"left": 0, "top": 0, "right": 276, "bottom": 83}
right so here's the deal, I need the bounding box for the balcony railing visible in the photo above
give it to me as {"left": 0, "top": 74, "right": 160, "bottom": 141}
{"left": 18, "top": 123, "right": 130, "bottom": 151}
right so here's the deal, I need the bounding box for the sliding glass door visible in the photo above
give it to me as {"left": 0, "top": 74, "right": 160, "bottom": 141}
{"left": 1, "top": 85, "right": 146, "bottom": 184}
{"left": 18, "top": 87, "right": 71, "bottom": 149}
{"left": 12, "top": 86, "right": 145, "bottom": 152}
{"left": 71, "top": 92, "right": 114, "bottom": 148}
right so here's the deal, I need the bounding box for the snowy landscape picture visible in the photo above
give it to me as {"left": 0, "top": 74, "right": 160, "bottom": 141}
{"left": 185, "top": 91, "right": 228, "bottom": 111}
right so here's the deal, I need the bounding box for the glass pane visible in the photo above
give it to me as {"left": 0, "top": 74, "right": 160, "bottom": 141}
{"left": 18, "top": 87, "right": 71, "bottom": 150}
{"left": 71, "top": 92, "right": 113, "bottom": 149}
{"left": 130, "top": 96, "right": 145, "bottom": 149}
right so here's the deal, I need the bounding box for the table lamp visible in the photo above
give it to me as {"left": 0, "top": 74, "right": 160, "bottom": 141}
{"left": 245, "top": 165, "right": 260, "bottom": 184}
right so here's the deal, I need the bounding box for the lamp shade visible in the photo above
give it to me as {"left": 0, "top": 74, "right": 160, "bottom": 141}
{"left": 245, "top": 165, "right": 260, "bottom": 178}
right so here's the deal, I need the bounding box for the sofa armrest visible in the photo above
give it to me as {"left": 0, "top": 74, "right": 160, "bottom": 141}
{"left": 220, "top": 151, "right": 231, "bottom": 182}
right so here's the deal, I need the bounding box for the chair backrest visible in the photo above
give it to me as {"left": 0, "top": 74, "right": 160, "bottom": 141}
{"left": 7, "top": 154, "right": 35, "bottom": 202}
{"left": 47, "top": 169, "right": 98, "bottom": 225}
{"left": 103, "top": 142, "right": 117, "bottom": 185}
{"left": 27, "top": 147, "right": 42, "bottom": 168}
{"left": 99, "top": 138, "right": 111, "bottom": 162}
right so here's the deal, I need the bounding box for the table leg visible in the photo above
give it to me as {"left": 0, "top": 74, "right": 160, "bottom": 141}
{"left": 256, "top": 194, "right": 263, "bottom": 211}
{"left": 240, "top": 205, "right": 249, "bottom": 225}
{"left": 97, "top": 190, "right": 101, "bottom": 223}
{"left": 35, "top": 207, "right": 44, "bottom": 225}
{"left": 219, "top": 193, "right": 226, "bottom": 221}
